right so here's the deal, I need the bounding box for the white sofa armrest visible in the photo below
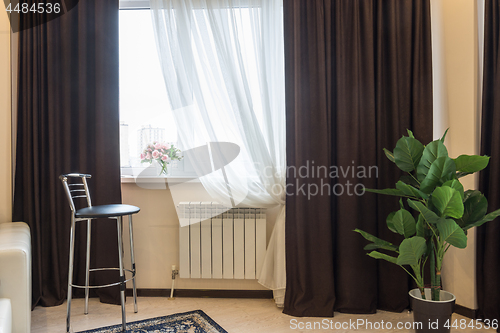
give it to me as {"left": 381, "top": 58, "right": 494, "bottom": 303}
{"left": 0, "top": 223, "right": 31, "bottom": 333}
{"left": 0, "top": 298, "right": 12, "bottom": 333}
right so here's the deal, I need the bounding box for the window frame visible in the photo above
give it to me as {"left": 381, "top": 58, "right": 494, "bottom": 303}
{"left": 119, "top": 0, "right": 150, "bottom": 10}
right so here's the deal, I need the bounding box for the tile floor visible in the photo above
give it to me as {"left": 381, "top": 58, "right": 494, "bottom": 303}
{"left": 31, "top": 297, "right": 494, "bottom": 333}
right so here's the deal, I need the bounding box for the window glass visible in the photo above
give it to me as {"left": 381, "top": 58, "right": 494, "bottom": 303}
{"left": 119, "top": 9, "right": 180, "bottom": 175}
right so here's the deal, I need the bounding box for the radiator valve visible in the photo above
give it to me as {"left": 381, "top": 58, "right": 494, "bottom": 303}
{"left": 171, "top": 265, "right": 179, "bottom": 280}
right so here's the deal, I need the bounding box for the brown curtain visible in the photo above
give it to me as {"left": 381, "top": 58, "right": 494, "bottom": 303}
{"left": 284, "top": 0, "right": 433, "bottom": 316}
{"left": 478, "top": 0, "right": 500, "bottom": 325}
{"left": 13, "top": 0, "right": 122, "bottom": 307}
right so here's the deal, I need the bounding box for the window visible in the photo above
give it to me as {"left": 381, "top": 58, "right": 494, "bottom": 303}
{"left": 119, "top": 9, "right": 191, "bottom": 177}
{"left": 119, "top": 2, "right": 278, "bottom": 180}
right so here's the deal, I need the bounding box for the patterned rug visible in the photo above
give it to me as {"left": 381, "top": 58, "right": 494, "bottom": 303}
{"left": 77, "top": 310, "right": 228, "bottom": 333}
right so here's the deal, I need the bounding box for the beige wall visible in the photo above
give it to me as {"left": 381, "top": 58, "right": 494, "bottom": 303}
{"left": 0, "top": 4, "right": 11, "bottom": 223}
{"left": 124, "top": 0, "right": 485, "bottom": 298}
{"left": 1, "top": 0, "right": 482, "bottom": 299}
{"left": 431, "top": 0, "right": 481, "bottom": 309}
{"left": 121, "top": 181, "right": 274, "bottom": 290}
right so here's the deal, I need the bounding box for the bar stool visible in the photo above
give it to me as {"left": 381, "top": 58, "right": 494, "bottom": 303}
{"left": 60, "top": 173, "right": 140, "bottom": 332}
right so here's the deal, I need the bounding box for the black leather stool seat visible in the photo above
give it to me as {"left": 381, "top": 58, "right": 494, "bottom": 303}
{"left": 75, "top": 204, "right": 140, "bottom": 218}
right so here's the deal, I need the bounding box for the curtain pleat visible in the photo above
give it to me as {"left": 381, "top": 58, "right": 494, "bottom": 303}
{"left": 284, "top": 0, "right": 433, "bottom": 316}
{"left": 477, "top": 0, "right": 500, "bottom": 324}
{"left": 150, "top": 0, "right": 287, "bottom": 305}
{"left": 13, "top": 0, "right": 122, "bottom": 307}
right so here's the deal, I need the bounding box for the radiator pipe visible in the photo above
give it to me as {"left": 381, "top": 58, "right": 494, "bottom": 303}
{"left": 170, "top": 265, "right": 179, "bottom": 300}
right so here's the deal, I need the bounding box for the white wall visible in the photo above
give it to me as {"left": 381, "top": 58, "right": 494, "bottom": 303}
{"left": 431, "top": 0, "right": 482, "bottom": 309}
{"left": 121, "top": 180, "right": 277, "bottom": 290}
{"left": 0, "top": 4, "right": 11, "bottom": 223}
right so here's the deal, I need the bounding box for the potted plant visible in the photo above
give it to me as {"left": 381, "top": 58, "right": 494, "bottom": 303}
{"left": 354, "top": 130, "right": 500, "bottom": 333}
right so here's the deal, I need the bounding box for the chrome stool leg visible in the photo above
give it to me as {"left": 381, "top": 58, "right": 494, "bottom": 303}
{"left": 66, "top": 216, "right": 76, "bottom": 333}
{"left": 128, "top": 215, "right": 138, "bottom": 313}
{"left": 84, "top": 219, "right": 91, "bottom": 315}
{"left": 117, "top": 217, "right": 127, "bottom": 331}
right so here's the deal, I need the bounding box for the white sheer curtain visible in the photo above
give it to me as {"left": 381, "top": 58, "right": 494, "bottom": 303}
{"left": 150, "top": 0, "right": 286, "bottom": 306}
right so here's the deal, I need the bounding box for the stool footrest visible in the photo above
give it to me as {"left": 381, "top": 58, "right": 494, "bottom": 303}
{"left": 70, "top": 268, "right": 136, "bottom": 289}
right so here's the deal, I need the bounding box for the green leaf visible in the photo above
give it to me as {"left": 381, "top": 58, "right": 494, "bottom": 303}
{"left": 416, "top": 215, "right": 426, "bottom": 238}
{"left": 386, "top": 211, "right": 398, "bottom": 233}
{"left": 365, "top": 188, "right": 404, "bottom": 196}
{"left": 456, "top": 171, "right": 473, "bottom": 179}
{"left": 407, "top": 129, "right": 415, "bottom": 138}
{"left": 441, "top": 128, "right": 449, "bottom": 143}
{"left": 437, "top": 219, "right": 467, "bottom": 248}
{"left": 392, "top": 209, "right": 417, "bottom": 238}
{"left": 353, "top": 229, "right": 399, "bottom": 252}
{"left": 367, "top": 251, "right": 398, "bottom": 264}
{"left": 416, "top": 140, "right": 449, "bottom": 182}
{"left": 454, "top": 155, "right": 490, "bottom": 173}
{"left": 463, "top": 208, "right": 500, "bottom": 231}
{"left": 419, "top": 156, "right": 456, "bottom": 193}
{"left": 426, "top": 197, "right": 441, "bottom": 216}
{"left": 457, "top": 190, "right": 487, "bottom": 228}
{"left": 363, "top": 243, "right": 397, "bottom": 251}
{"left": 397, "top": 237, "right": 427, "bottom": 266}
{"left": 383, "top": 148, "right": 395, "bottom": 163}
{"left": 407, "top": 199, "right": 440, "bottom": 224}
{"left": 399, "top": 174, "right": 420, "bottom": 187}
{"left": 393, "top": 136, "right": 425, "bottom": 172}
{"left": 442, "top": 179, "right": 464, "bottom": 200}
{"left": 396, "top": 181, "right": 428, "bottom": 200}
{"left": 431, "top": 186, "right": 464, "bottom": 219}
{"left": 465, "top": 192, "right": 488, "bottom": 222}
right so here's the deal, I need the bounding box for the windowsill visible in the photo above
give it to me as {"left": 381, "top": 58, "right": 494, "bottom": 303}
{"left": 121, "top": 175, "right": 201, "bottom": 184}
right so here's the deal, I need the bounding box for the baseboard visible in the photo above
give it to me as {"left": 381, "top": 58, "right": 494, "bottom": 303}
{"left": 126, "top": 288, "right": 273, "bottom": 299}
{"left": 125, "top": 289, "right": 476, "bottom": 318}
{"left": 454, "top": 304, "right": 477, "bottom": 319}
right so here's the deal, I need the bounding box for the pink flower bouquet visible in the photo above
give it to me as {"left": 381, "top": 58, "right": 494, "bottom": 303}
{"left": 140, "top": 142, "right": 182, "bottom": 175}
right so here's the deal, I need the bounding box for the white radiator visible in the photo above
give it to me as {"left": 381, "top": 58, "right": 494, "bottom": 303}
{"left": 178, "top": 202, "right": 266, "bottom": 279}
